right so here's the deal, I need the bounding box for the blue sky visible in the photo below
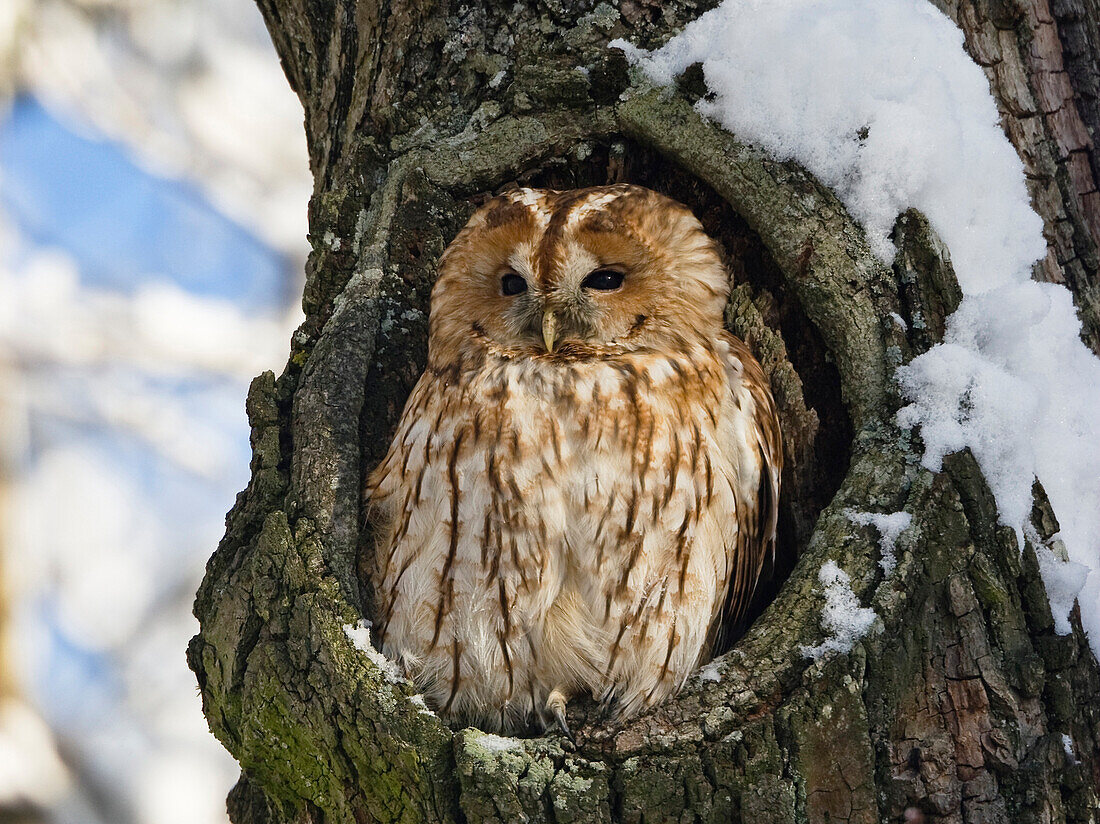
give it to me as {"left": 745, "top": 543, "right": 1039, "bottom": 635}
{"left": 0, "top": 96, "right": 288, "bottom": 311}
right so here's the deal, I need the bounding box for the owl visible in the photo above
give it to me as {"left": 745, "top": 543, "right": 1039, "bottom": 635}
{"left": 364, "top": 184, "right": 782, "bottom": 735}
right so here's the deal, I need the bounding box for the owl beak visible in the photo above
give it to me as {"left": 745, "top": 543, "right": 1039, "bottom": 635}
{"left": 542, "top": 310, "right": 558, "bottom": 353}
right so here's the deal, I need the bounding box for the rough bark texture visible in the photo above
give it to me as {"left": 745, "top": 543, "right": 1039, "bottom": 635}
{"left": 188, "top": 1, "right": 1100, "bottom": 822}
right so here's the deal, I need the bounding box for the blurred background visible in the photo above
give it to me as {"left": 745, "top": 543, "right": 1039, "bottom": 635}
{"left": 0, "top": 1, "right": 310, "bottom": 822}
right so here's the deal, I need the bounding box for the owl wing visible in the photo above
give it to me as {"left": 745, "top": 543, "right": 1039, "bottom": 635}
{"left": 714, "top": 331, "right": 783, "bottom": 646}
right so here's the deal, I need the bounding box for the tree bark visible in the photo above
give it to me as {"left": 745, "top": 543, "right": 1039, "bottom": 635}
{"left": 188, "top": 1, "right": 1100, "bottom": 822}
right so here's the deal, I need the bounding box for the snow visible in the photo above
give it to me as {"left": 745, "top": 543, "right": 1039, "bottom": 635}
{"left": 614, "top": 0, "right": 1100, "bottom": 657}
{"left": 800, "top": 561, "right": 877, "bottom": 660}
{"left": 409, "top": 694, "right": 438, "bottom": 717}
{"left": 1035, "top": 543, "right": 1090, "bottom": 636}
{"left": 845, "top": 510, "right": 912, "bottom": 575}
{"left": 343, "top": 620, "right": 405, "bottom": 684}
{"left": 897, "top": 286, "right": 1100, "bottom": 649}
{"left": 0, "top": 251, "right": 289, "bottom": 381}
{"left": 1062, "top": 733, "right": 1078, "bottom": 764}
{"left": 696, "top": 660, "right": 723, "bottom": 683}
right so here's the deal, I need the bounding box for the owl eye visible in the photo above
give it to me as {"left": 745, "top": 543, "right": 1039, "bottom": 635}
{"left": 501, "top": 272, "right": 528, "bottom": 296}
{"left": 582, "top": 269, "right": 624, "bottom": 291}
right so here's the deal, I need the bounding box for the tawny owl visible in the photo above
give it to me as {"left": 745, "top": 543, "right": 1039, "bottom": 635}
{"left": 365, "top": 184, "right": 782, "bottom": 735}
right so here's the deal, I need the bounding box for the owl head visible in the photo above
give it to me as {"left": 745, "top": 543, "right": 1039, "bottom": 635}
{"left": 429, "top": 185, "right": 729, "bottom": 362}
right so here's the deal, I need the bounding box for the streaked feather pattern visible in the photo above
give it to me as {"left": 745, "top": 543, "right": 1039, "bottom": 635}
{"left": 365, "top": 185, "right": 781, "bottom": 733}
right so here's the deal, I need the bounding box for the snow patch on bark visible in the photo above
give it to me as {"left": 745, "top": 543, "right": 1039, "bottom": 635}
{"left": 1062, "top": 734, "right": 1078, "bottom": 764}
{"left": 614, "top": 0, "right": 1100, "bottom": 658}
{"left": 845, "top": 510, "right": 913, "bottom": 575}
{"left": 696, "top": 660, "right": 723, "bottom": 682}
{"left": 1035, "top": 542, "right": 1090, "bottom": 635}
{"left": 344, "top": 620, "right": 404, "bottom": 683}
{"left": 409, "top": 694, "right": 438, "bottom": 716}
{"left": 801, "top": 561, "right": 877, "bottom": 659}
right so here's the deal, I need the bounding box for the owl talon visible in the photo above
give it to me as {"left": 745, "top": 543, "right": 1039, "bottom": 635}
{"left": 553, "top": 711, "right": 575, "bottom": 744}
{"left": 545, "top": 689, "right": 575, "bottom": 744}
{"left": 594, "top": 688, "right": 620, "bottom": 726}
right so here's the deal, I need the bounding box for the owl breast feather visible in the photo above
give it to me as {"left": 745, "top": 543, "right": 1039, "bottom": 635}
{"left": 364, "top": 340, "right": 767, "bottom": 733}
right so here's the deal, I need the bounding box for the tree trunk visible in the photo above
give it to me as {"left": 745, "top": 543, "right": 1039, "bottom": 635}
{"left": 188, "top": 1, "right": 1100, "bottom": 822}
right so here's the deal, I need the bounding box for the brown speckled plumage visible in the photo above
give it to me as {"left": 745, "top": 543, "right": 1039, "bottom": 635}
{"left": 365, "top": 185, "right": 782, "bottom": 733}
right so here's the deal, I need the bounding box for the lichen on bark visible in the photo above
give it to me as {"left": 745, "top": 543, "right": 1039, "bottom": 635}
{"left": 189, "top": 1, "right": 1100, "bottom": 821}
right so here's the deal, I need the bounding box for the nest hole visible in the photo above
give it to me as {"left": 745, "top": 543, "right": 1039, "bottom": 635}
{"left": 355, "top": 137, "right": 854, "bottom": 729}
